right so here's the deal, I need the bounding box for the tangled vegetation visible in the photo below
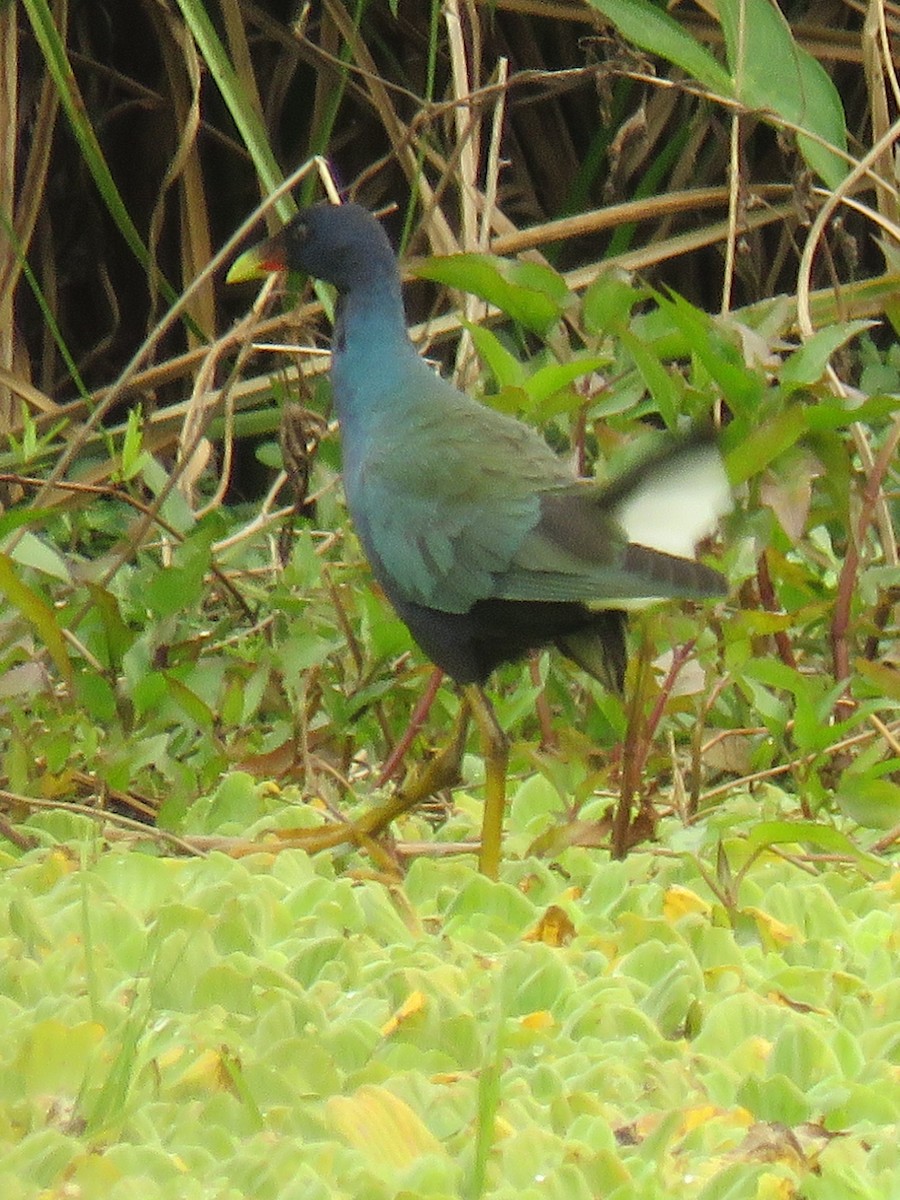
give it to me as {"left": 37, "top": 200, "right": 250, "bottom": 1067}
{"left": 0, "top": 2, "right": 897, "bottom": 1197}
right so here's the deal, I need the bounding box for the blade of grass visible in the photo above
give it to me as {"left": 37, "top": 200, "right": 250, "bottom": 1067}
{"left": 174, "top": 0, "right": 293, "bottom": 221}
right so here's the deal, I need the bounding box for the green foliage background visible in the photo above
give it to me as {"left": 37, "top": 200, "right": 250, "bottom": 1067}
{"left": 0, "top": 1, "right": 897, "bottom": 1196}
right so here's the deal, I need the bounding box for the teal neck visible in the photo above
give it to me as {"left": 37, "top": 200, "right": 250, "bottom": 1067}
{"left": 330, "top": 273, "right": 420, "bottom": 427}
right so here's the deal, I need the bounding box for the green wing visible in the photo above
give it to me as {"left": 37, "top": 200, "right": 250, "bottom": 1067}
{"left": 355, "top": 381, "right": 729, "bottom": 613}
{"left": 355, "top": 384, "right": 571, "bottom": 613}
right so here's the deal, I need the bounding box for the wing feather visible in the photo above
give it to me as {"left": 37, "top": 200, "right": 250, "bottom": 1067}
{"left": 348, "top": 374, "right": 730, "bottom": 615}
{"left": 350, "top": 376, "right": 567, "bottom": 612}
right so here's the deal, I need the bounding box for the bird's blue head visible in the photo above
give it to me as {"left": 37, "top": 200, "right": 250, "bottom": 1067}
{"left": 228, "top": 202, "right": 399, "bottom": 294}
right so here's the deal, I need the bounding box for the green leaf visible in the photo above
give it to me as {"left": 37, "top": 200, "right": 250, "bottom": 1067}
{"left": 805, "top": 391, "right": 900, "bottom": 432}
{"left": 582, "top": 272, "right": 644, "bottom": 334}
{"left": 119, "top": 405, "right": 150, "bottom": 481}
{"left": 143, "top": 533, "right": 213, "bottom": 617}
{"left": 465, "top": 323, "right": 526, "bottom": 389}
{"left": 74, "top": 671, "right": 118, "bottom": 724}
{"left": 587, "top": 0, "right": 733, "bottom": 96}
{"left": 130, "top": 670, "right": 168, "bottom": 718}
{"left": 524, "top": 355, "right": 611, "bottom": 406}
{"left": 413, "top": 254, "right": 566, "bottom": 333}
{"left": 204, "top": 772, "right": 263, "bottom": 829}
{"left": 656, "top": 292, "right": 765, "bottom": 410}
{"left": 724, "top": 406, "right": 808, "bottom": 483}
{"left": 0, "top": 506, "right": 54, "bottom": 540}
{"left": 835, "top": 777, "right": 900, "bottom": 831}
{"left": 743, "top": 820, "right": 882, "bottom": 871}
{"left": 854, "top": 658, "right": 900, "bottom": 701}
{"left": 719, "top": 0, "right": 848, "bottom": 188}
{"left": 163, "top": 673, "right": 215, "bottom": 730}
{"left": 617, "top": 327, "right": 680, "bottom": 426}
{"left": 780, "top": 321, "right": 873, "bottom": 393}
{"left": 0, "top": 552, "right": 72, "bottom": 685}
{"left": 11, "top": 530, "right": 71, "bottom": 582}
{"left": 84, "top": 582, "right": 135, "bottom": 668}
{"left": 591, "top": 0, "right": 847, "bottom": 187}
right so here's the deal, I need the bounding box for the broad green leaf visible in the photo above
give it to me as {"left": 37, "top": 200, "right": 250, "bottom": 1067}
{"left": 854, "top": 657, "right": 900, "bottom": 701}
{"left": 780, "top": 321, "right": 874, "bottom": 393}
{"left": 0, "top": 552, "right": 72, "bottom": 685}
{"left": 129, "top": 669, "right": 168, "bottom": 718}
{"left": 656, "top": 292, "right": 765, "bottom": 410}
{"left": 618, "top": 326, "right": 680, "bottom": 426}
{"left": 413, "top": 254, "right": 565, "bottom": 333}
{"left": 465, "top": 323, "right": 526, "bottom": 389}
{"left": 524, "top": 354, "right": 611, "bottom": 405}
{"left": 84, "top": 582, "right": 135, "bottom": 668}
{"left": 587, "top": 0, "right": 733, "bottom": 96}
{"left": 74, "top": 671, "right": 117, "bottom": 723}
{"left": 140, "top": 456, "right": 197, "bottom": 533}
{"left": 509, "top": 257, "right": 570, "bottom": 304}
{"left": 591, "top": 0, "right": 847, "bottom": 187}
{"left": 143, "top": 533, "right": 213, "bottom": 617}
{"left": 11, "top": 530, "right": 71, "bottom": 582}
{"left": 719, "top": 0, "right": 847, "bottom": 188}
{"left": 743, "top": 820, "right": 882, "bottom": 870}
{"left": 724, "top": 406, "right": 808, "bottom": 483}
{"left": 164, "top": 673, "right": 215, "bottom": 730}
{"left": 805, "top": 391, "right": 900, "bottom": 432}
{"left": 583, "top": 272, "right": 644, "bottom": 333}
{"left": 836, "top": 777, "right": 900, "bottom": 831}
{"left": 0, "top": 506, "right": 54, "bottom": 540}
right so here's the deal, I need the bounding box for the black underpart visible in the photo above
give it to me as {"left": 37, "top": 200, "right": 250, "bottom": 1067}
{"left": 391, "top": 594, "right": 628, "bottom": 690}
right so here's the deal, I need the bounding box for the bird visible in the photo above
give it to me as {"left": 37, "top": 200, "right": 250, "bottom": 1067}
{"left": 227, "top": 201, "right": 731, "bottom": 876}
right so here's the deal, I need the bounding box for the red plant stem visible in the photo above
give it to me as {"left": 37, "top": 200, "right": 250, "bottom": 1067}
{"left": 529, "top": 654, "right": 555, "bottom": 748}
{"left": 756, "top": 550, "right": 798, "bottom": 669}
{"left": 377, "top": 667, "right": 444, "bottom": 787}
{"left": 649, "top": 639, "right": 697, "bottom": 742}
{"left": 612, "top": 637, "right": 698, "bottom": 859}
{"left": 831, "top": 423, "right": 900, "bottom": 682}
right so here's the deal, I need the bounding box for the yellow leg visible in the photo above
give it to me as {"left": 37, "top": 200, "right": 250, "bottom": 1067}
{"left": 464, "top": 684, "right": 509, "bottom": 879}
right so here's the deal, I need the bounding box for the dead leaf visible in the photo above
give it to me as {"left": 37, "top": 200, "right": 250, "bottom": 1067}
{"left": 523, "top": 904, "right": 576, "bottom": 946}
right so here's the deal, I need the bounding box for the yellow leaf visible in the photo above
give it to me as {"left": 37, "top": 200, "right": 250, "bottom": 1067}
{"left": 680, "top": 1103, "right": 723, "bottom": 1132}
{"left": 756, "top": 1173, "right": 798, "bottom": 1199}
{"left": 520, "top": 1010, "right": 555, "bottom": 1031}
{"left": 39, "top": 767, "right": 78, "bottom": 800}
{"left": 17, "top": 1019, "right": 105, "bottom": 1095}
{"left": 745, "top": 906, "right": 799, "bottom": 947}
{"left": 169, "top": 1048, "right": 235, "bottom": 1095}
{"left": 664, "top": 884, "right": 712, "bottom": 921}
{"left": 523, "top": 904, "right": 576, "bottom": 946}
{"left": 767, "top": 990, "right": 826, "bottom": 1015}
{"left": 380, "top": 990, "right": 427, "bottom": 1037}
{"left": 156, "top": 1045, "right": 186, "bottom": 1071}
{"left": 327, "top": 1084, "right": 444, "bottom": 1171}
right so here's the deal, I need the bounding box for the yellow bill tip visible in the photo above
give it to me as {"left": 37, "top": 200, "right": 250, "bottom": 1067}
{"left": 226, "top": 232, "right": 288, "bottom": 284}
